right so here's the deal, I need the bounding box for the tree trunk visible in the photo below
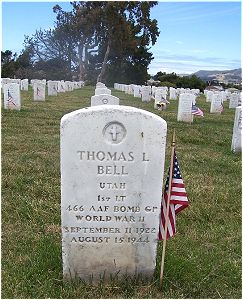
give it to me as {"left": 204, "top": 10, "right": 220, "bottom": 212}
{"left": 97, "top": 39, "right": 111, "bottom": 83}
{"left": 78, "top": 44, "right": 85, "bottom": 81}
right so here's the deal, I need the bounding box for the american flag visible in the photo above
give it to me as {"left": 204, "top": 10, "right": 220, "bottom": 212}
{"left": 219, "top": 103, "right": 224, "bottom": 113}
{"left": 192, "top": 104, "right": 204, "bottom": 117}
{"left": 7, "top": 89, "right": 17, "bottom": 107}
{"left": 158, "top": 151, "right": 189, "bottom": 240}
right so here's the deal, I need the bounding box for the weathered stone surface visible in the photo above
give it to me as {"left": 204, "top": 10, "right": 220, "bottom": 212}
{"left": 210, "top": 93, "right": 223, "bottom": 114}
{"left": 95, "top": 88, "right": 112, "bottom": 96}
{"left": 141, "top": 86, "right": 151, "bottom": 102}
{"left": 231, "top": 106, "right": 242, "bottom": 152}
{"left": 33, "top": 83, "right": 46, "bottom": 101}
{"left": 60, "top": 105, "right": 167, "bottom": 283}
{"left": 47, "top": 81, "right": 58, "bottom": 96}
{"left": 229, "top": 93, "right": 240, "bottom": 109}
{"left": 133, "top": 85, "right": 141, "bottom": 98}
{"left": 177, "top": 93, "right": 193, "bottom": 123}
{"left": 21, "top": 79, "right": 28, "bottom": 91}
{"left": 91, "top": 94, "right": 120, "bottom": 106}
{"left": 4, "top": 83, "right": 21, "bottom": 110}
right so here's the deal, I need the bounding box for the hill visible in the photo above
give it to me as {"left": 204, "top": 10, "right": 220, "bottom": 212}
{"left": 193, "top": 68, "right": 242, "bottom": 84}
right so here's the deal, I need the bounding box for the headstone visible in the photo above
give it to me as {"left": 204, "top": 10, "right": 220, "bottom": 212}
{"left": 210, "top": 93, "right": 223, "bottom": 114}
{"left": 4, "top": 83, "right": 21, "bottom": 110}
{"left": 177, "top": 93, "right": 193, "bottom": 123}
{"left": 58, "top": 81, "right": 66, "bottom": 93}
{"left": 141, "top": 86, "right": 151, "bottom": 102}
{"left": 91, "top": 94, "right": 120, "bottom": 106}
{"left": 95, "top": 87, "right": 111, "bottom": 96}
{"left": 48, "top": 81, "right": 58, "bottom": 96}
{"left": 34, "top": 82, "right": 46, "bottom": 101}
{"left": 169, "top": 87, "right": 177, "bottom": 100}
{"left": 229, "top": 93, "right": 240, "bottom": 109}
{"left": 231, "top": 106, "right": 242, "bottom": 152}
{"left": 21, "top": 79, "right": 28, "bottom": 91}
{"left": 133, "top": 85, "right": 141, "bottom": 98}
{"left": 60, "top": 105, "right": 167, "bottom": 283}
{"left": 206, "top": 91, "right": 214, "bottom": 102}
{"left": 96, "top": 82, "right": 106, "bottom": 88}
{"left": 154, "top": 89, "right": 166, "bottom": 109}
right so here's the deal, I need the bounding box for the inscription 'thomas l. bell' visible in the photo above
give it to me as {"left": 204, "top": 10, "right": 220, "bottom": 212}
{"left": 97, "top": 165, "right": 128, "bottom": 175}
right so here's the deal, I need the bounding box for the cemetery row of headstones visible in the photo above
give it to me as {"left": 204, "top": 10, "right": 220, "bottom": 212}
{"left": 114, "top": 83, "right": 200, "bottom": 103}
{"left": 204, "top": 89, "right": 242, "bottom": 110}
{"left": 113, "top": 82, "right": 241, "bottom": 152}
{"left": 114, "top": 83, "right": 202, "bottom": 122}
{"left": 1, "top": 78, "right": 85, "bottom": 110}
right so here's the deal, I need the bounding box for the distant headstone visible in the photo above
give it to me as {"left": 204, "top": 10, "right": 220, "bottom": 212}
{"left": 177, "top": 93, "right": 193, "bottom": 123}
{"left": 229, "top": 93, "right": 240, "bottom": 109}
{"left": 231, "top": 106, "right": 242, "bottom": 152}
{"left": 58, "top": 81, "right": 66, "bottom": 93}
{"left": 91, "top": 94, "right": 120, "bottom": 106}
{"left": 206, "top": 91, "right": 214, "bottom": 102}
{"left": 133, "top": 85, "right": 141, "bottom": 98}
{"left": 4, "top": 83, "right": 21, "bottom": 110}
{"left": 95, "top": 87, "right": 111, "bottom": 96}
{"left": 154, "top": 89, "right": 167, "bottom": 109}
{"left": 169, "top": 87, "right": 177, "bottom": 100}
{"left": 210, "top": 93, "right": 223, "bottom": 114}
{"left": 141, "top": 86, "right": 151, "bottom": 102}
{"left": 34, "top": 83, "right": 46, "bottom": 101}
{"left": 21, "top": 79, "right": 28, "bottom": 91}
{"left": 96, "top": 82, "right": 106, "bottom": 88}
{"left": 60, "top": 105, "right": 167, "bottom": 283}
{"left": 48, "top": 81, "right": 58, "bottom": 96}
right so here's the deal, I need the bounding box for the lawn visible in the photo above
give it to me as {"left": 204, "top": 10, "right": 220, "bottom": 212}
{"left": 1, "top": 86, "right": 241, "bottom": 298}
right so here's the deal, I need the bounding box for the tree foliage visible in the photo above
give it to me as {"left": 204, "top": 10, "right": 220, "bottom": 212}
{"left": 153, "top": 71, "right": 207, "bottom": 91}
{"left": 1, "top": 50, "right": 17, "bottom": 78}
{"left": 22, "top": 1, "right": 159, "bottom": 84}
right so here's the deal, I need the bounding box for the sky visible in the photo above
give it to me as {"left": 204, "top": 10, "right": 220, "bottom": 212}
{"left": 1, "top": 0, "right": 242, "bottom": 75}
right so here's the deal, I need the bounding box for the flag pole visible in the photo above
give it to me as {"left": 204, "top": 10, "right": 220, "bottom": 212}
{"left": 160, "top": 128, "right": 176, "bottom": 287}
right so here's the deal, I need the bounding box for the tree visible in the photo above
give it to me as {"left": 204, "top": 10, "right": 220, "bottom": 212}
{"left": 14, "top": 47, "right": 34, "bottom": 78}
{"left": 1, "top": 50, "right": 17, "bottom": 78}
{"left": 153, "top": 71, "right": 206, "bottom": 91}
{"left": 24, "top": 1, "right": 160, "bottom": 84}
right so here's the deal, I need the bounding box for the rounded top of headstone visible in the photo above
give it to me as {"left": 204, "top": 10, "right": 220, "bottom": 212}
{"left": 61, "top": 105, "right": 167, "bottom": 129}
{"left": 96, "top": 82, "right": 106, "bottom": 88}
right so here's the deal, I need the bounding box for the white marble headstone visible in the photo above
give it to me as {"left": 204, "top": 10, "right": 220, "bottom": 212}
{"left": 133, "top": 85, "right": 141, "bottom": 98}
{"left": 58, "top": 81, "right": 66, "bottom": 93}
{"left": 231, "top": 106, "right": 242, "bottom": 152}
{"left": 48, "top": 81, "right": 58, "bottom": 96}
{"left": 61, "top": 105, "right": 167, "bottom": 282}
{"left": 169, "top": 88, "right": 177, "bottom": 100}
{"left": 229, "top": 93, "right": 240, "bottom": 109}
{"left": 96, "top": 82, "right": 106, "bottom": 88}
{"left": 95, "top": 88, "right": 111, "bottom": 96}
{"left": 91, "top": 94, "right": 120, "bottom": 106}
{"left": 210, "top": 93, "right": 223, "bottom": 114}
{"left": 34, "top": 83, "right": 46, "bottom": 101}
{"left": 177, "top": 93, "right": 193, "bottom": 123}
{"left": 4, "top": 83, "right": 21, "bottom": 110}
{"left": 206, "top": 91, "right": 214, "bottom": 102}
{"left": 141, "top": 86, "right": 151, "bottom": 102}
{"left": 21, "top": 79, "right": 29, "bottom": 91}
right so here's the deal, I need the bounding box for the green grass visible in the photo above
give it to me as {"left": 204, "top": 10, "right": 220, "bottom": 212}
{"left": 2, "top": 86, "right": 242, "bottom": 298}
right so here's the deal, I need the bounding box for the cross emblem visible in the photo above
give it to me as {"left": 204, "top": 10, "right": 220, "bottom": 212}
{"left": 109, "top": 125, "right": 121, "bottom": 141}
